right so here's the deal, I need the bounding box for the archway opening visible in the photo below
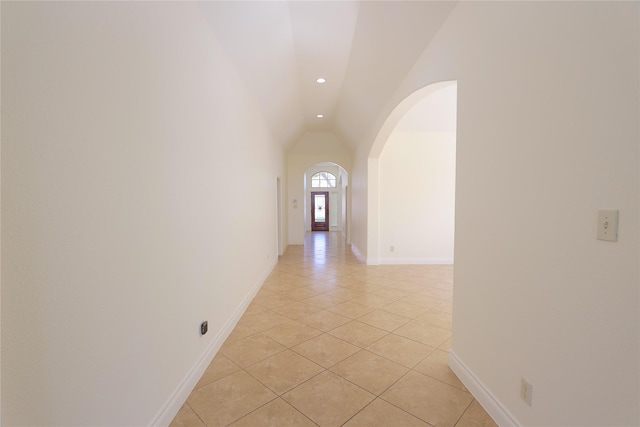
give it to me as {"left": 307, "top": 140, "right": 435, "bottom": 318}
{"left": 368, "top": 81, "right": 457, "bottom": 265}
{"left": 303, "top": 162, "right": 349, "bottom": 241}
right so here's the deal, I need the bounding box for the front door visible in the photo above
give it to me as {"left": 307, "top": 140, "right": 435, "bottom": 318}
{"left": 311, "top": 192, "right": 329, "bottom": 231}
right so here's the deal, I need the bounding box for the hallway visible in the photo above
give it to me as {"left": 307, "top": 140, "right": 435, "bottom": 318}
{"left": 171, "top": 232, "right": 496, "bottom": 427}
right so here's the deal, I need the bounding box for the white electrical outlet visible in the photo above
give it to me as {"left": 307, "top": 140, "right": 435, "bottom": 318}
{"left": 597, "top": 210, "right": 619, "bottom": 242}
{"left": 520, "top": 378, "right": 533, "bottom": 406}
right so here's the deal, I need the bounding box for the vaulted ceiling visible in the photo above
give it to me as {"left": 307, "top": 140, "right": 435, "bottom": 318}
{"left": 198, "top": 1, "right": 457, "bottom": 152}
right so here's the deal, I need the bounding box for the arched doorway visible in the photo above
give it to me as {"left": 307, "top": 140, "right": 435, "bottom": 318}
{"left": 304, "top": 162, "right": 349, "bottom": 239}
{"left": 367, "top": 81, "right": 457, "bottom": 265}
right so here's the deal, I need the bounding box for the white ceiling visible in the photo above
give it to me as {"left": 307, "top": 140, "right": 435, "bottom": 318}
{"left": 197, "top": 1, "right": 457, "bottom": 151}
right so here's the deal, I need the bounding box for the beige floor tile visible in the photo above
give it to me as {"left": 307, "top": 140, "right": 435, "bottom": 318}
{"left": 229, "top": 398, "right": 317, "bottom": 427}
{"left": 418, "top": 287, "right": 453, "bottom": 300}
{"left": 350, "top": 293, "right": 395, "bottom": 309}
{"left": 387, "top": 282, "right": 425, "bottom": 293}
{"left": 298, "top": 270, "right": 335, "bottom": 282}
{"left": 283, "top": 371, "right": 375, "bottom": 427}
{"left": 327, "top": 320, "right": 389, "bottom": 348}
{"left": 307, "top": 283, "right": 342, "bottom": 294}
{"left": 221, "top": 334, "right": 286, "bottom": 368}
{"left": 366, "top": 333, "right": 435, "bottom": 368}
{"left": 194, "top": 354, "right": 240, "bottom": 390}
{"left": 369, "top": 286, "right": 412, "bottom": 299}
{"left": 169, "top": 404, "right": 205, "bottom": 427}
{"left": 252, "top": 293, "right": 298, "bottom": 309}
{"left": 225, "top": 324, "right": 258, "bottom": 342}
{"left": 303, "top": 293, "right": 346, "bottom": 309}
{"left": 414, "top": 349, "right": 467, "bottom": 391}
{"left": 357, "top": 309, "right": 411, "bottom": 332}
{"left": 359, "top": 276, "right": 398, "bottom": 287}
{"left": 380, "top": 301, "right": 429, "bottom": 318}
{"left": 273, "top": 301, "right": 322, "bottom": 320}
{"left": 256, "top": 288, "right": 276, "bottom": 298}
{"left": 434, "top": 299, "right": 453, "bottom": 314}
{"left": 261, "top": 281, "right": 299, "bottom": 293}
{"left": 414, "top": 309, "right": 452, "bottom": 330}
{"left": 354, "top": 282, "right": 390, "bottom": 296}
{"left": 399, "top": 294, "right": 445, "bottom": 308}
{"left": 238, "top": 310, "right": 291, "bottom": 332}
{"left": 330, "top": 350, "right": 409, "bottom": 395}
{"left": 394, "top": 320, "right": 451, "bottom": 347}
{"left": 326, "top": 287, "right": 366, "bottom": 301}
{"left": 292, "top": 333, "right": 360, "bottom": 368}
{"left": 325, "top": 277, "right": 360, "bottom": 288}
{"left": 343, "top": 398, "right": 430, "bottom": 427}
{"left": 298, "top": 309, "right": 351, "bottom": 332}
{"left": 327, "top": 301, "right": 374, "bottom": 319}
{"left": 262, "top": 320, "right": 322, "bottom": 347}
{"left": 246, "top": 350, "right": 324, "bottom": 395}
{"left": 439, "top": 337, "right": 452, "bottom": 351}
{"left": 187, "top": 370, "right": 277, "bottom": 427}
{"left": 243, "top": 303, "right": 268, "bottom": 316}
{"left": 349, "top": 271, "right": 385, "bottom": 282}
{"left": 279, "top": 287, "right": 322, "bottom": 301}
{"left": 381, "top": 371, "right": 472, "bottom": 427}
{"left": 455, "top": 400, "right": 498, "bottom": 427}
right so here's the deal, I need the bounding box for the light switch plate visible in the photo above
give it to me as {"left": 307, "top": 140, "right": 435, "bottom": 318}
{"left": 597, "top": 210, "right": 618, "bottom": 242}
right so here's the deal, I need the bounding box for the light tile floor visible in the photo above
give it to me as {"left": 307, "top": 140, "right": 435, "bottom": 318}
{"left": 171, "top": 232, "right": 497, "bottom": 427}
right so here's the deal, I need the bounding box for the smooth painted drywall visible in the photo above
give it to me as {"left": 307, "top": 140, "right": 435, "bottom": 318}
{"left": 349, "top": 146, "right": 368, "bottom": 261}
{"left": 0, "top": 1, "right": 3, "bottom": 420}
{"left": 287, "top": 131, "right": 351, "bottom": 245}
{"left": 379, "top": 131, "right": 455, "bottom": 264}
{"left": 2, "top": 2, "right": 284, "bottom": 425}
{"left": 339, "top": 168, "right": 349, "bottom": 243}
{"left": 351, "top": 2, "right": 639, "bottom": 425}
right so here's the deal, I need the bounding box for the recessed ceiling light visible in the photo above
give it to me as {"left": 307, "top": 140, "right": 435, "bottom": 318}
{"left": 316, "top": 114, "right": 324, "bottom": 118}
{"left": 316, "top": 78, "right": 326, "bottom": 84}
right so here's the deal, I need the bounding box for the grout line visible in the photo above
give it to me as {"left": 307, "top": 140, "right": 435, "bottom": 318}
{"left": 185, "top": 402, "right": 208, "bottom": 427}
{"left": 452, "top": 397, "right": 477, "bottom": 426}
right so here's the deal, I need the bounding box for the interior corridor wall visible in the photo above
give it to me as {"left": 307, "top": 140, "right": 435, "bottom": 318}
{"left": 379, "top": 131, "right": 455, "bottom": 264}
{"left": 2, "top": 2, "right": 285, "bottom": 425}
{"left": 339, "top": 167, "right": 349, "bottom": 243}
{"left": 350, "top": 2, "right": 639, "bottom": 425}
{"left": 349, "top": 146, "right": 369, "bottom": 262}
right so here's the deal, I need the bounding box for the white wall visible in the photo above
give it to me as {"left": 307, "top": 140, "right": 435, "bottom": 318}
{"left": 349, "top": 145, "right": 368, "bottom": 262}
{"left": 351, "top": 2, "right": 639, "bottom": 425}
{"left": 339, "top": 168, "right": 349, "bottom": 242}
{"left": 0, "top": 1, "right": 3, "bottom": 420}
{"left": 287, "top": 131, "right": 351, "bottom": 244}
{"left": 2, "top": 2, "right": 284, "bottom": 425}
{"left": 379, "top": 131, "right": 455, "bottom": 264}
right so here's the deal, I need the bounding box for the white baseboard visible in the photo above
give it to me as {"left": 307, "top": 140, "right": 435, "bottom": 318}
{"left": 279, "top": 243, "right": 288, "bottom": 257}
{"left": 448, "top": 350, "right": 519, "bottom": 427}
{"left": 378, "top": 256, "right": 454, "bottom": 265}
{"left": 351, "top": 244, "right": 380, "bottom": 265}
{"left": 350, "top": 251, "right": 453, "bottom": 266}
{"left": 351, "top": 243, "right": 366, "bottom": 264}
{"left": 151, "top": 259, "right": 277, "bottom": 426}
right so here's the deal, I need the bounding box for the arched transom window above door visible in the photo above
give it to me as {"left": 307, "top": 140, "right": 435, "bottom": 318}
{"left": 311, "top": 172, "right": 337, "bottom": 188}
